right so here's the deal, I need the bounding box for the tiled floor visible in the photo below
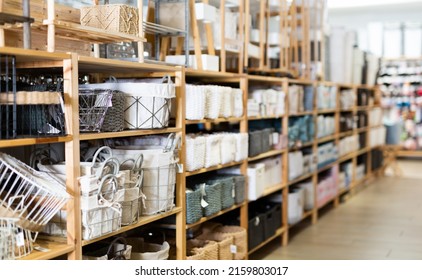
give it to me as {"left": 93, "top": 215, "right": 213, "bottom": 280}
{"left": 250, "top": 160, "right": 422, "bottom": 260}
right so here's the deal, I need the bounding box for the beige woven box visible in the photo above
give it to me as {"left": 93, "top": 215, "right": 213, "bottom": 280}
{"left": 80, "top": 4, "right": 139, "bottom": 35}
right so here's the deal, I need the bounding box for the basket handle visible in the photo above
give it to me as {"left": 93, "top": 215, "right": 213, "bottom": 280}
{"left": 91, "top": 146, "right": 113, "bottom": 165}
{"left": 97, "top": 174, "right": 118, "bottom": 204}
{"left": 106, "top": 236, "right": 127, "bottom": 260}
{"left": 29, "top": 147, "right": 60, "bottom": 169}
{"left": 96, "top": 156, "right": 120, "bottom": 178}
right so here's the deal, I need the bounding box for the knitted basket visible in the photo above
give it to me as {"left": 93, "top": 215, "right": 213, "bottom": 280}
{"left": 215, "top": 225, "right": 247, "bottom": 260}
{"left": 186, "top": 188, "right": 203, "bottom": 224}
{"left": 232, "top": 175, "right": 246, "bottom": 204}
{"left": 194, "top": 183, "right": 222, "bottom": 217}
{"left": 207, "top": 177, "right": 234, "bottom": 210}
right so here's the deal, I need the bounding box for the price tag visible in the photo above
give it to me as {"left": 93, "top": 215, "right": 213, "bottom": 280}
{"left": 230, "top": 245, "right": 237, "bottom": 253}
{"left": 177, "top": 163, "right": 184, "bottom": 173}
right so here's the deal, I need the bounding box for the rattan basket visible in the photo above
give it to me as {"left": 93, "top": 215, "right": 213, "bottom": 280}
{"left": 186, "top": 188, "right": 203, "bottom": 224}
{"left": 198, "top": 231, "right": 233, "bottom": 260}
{"left": 80, "top": 4, "right": 139, "bottom": 35}
{"left": 101, "top": 90, "right": 125, "bottom": 132}
{"left": 186, "top": 239, "right": 218, "bottom": 260}
{"left": 215, "top": 225, "right": 247, "bottom": 260}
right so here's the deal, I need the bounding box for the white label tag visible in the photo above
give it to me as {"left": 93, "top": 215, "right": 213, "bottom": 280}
{"left": 201, "top": 198, "right": 209, "bottom": 208}
{"left": 16, "top": 232, "right": 25, "bottom": 247}
{"left": 177, "top": 164, "right": 184, "bottom": 173}
{"left": 232, "top": 186, "right": 236, "bottom": 198}
{"left": 230, "top": 245, "right": 237, "bottom": 253}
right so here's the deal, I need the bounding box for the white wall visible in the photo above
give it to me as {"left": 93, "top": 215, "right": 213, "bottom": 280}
{"left": 328, "top": 2, "right": 422, "bottom": 56}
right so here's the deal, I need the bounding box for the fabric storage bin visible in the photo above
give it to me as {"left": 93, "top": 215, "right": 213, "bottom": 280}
{"left": 247, "top": 163, "right": 266, "bottom": 200}
{"left": 80, "top": 4, "right": 139, "bottom": 35}
{"left": 194, "top": 183, "right": 222, "bottom": 217}
{"left": 207, "top": 177, "right": 235, "bottom": 210}
{"left": 205, "top": 86, "right": 222, "bottom": 119}
{"left": 248, "top": 213, "right": 265, "bottom": 250}
{"left": 234, "top": 133, "right": 249, "bottom": 161}
{"left": 186, "top": 85, "right": 206, "bottom": 120}
{"left": 262, "top": 156, "right": 282, "bottom": 188}
{"left": 288, "top": 188, "right": 304, "bottom": 225}
{"left": 82, "top": 237, "right": 132, "bottom": 260}
{"left": 185, "top": 134, "right": 206, "bottom": 171}
{"left": 186, "top": 188, "right": 203, "bottom": 224}
{"left": 186, "top": 239, "right": 219, "bottom": 260}
{"left": 233, "top": 175, "right": 246, "bottom": 204}
{"left": 198, "top": 232, "right": 233, "bottom": 260}
{"left": 232, "top": 88, "right": 244, "bottom": 118}
{"left": 204, "top": 134, "right": 222, "bottom": 168}
{"left": 297, "top": 181, "right": 314, "bottom": 211}
{"left": 215, "top": 225, "right": 247, "bottom": 260}
{"left": 288, "top": 151, "right": 304, "bottom": 181}
{"left": 248, "top": 130, "right": 263, "bottom": 157}
{"left": 219, "top": 133, "right": 236, "bottom": 164}
{"left": 218, "top": 86, "right": 233, "bottom": 118}
{"left": 126, "top": 238, "right": 170, "bottom": 260}
{"left": 303, "top": 85, "right": 314, "bottom": 111}
{"left": 261, "top": 128, "right": 273, "bottom": 154}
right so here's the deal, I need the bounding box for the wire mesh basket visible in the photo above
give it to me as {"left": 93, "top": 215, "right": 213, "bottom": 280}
{"left": 79, "top": 89, "right": 113, "bottom": 132}
{"left": 0, "top": 152, "right": 70, "bottom": 232}
{"left": 0, "top": 217, "right": 35, "bottom": 260}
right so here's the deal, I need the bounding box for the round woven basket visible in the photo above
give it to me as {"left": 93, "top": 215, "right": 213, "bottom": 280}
{"left": 186, "top": 239, "right": 218, "bottom": 260}
{"left": 215, "top": 225, "right": 247, "bottom": 260}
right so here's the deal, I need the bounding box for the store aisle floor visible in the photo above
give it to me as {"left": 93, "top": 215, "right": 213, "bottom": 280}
{"left": 250, "top": 176, "right": 422, "bottom": 260}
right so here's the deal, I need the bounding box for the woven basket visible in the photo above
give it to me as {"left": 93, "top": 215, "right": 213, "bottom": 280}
{"left": 185, "top": 134, "right": 206, "bottom": 172}
{"left": 205, "top": 86, "right": 222, "bottom": 119}
{"left": 215, "top": 225, "right": 247, "bottom": 260}
{"left": 219, "top": 86, "right": 233, "bottom": 118}
{"left": 186, "top": 85, "right": 206, "bottom": 120}
{"left": 198, "top": 232, "right": 233, "bottom": 260}
{"left": 232, "top": 175, "right": 246, "bottom": 204}
{"left": 232, "top": 88, "right": 244, "bottom": 118}
{"left": 248, "top": 130, "right": 263, "bottom": 157}
{"left": 219, "top": 133, "right": 236, "bottom": 164}
{"left": 204, "top": 134, "right": 222, "bottom": 168}
{"left": 235, "top": 133, "right": 249, "bottom": 162}
{"left": 186, "top": 188, "right": 203, "bottom": 224}
{"left": 194, "top": 183, "right": 221, "bottom": 217}
{"left": 186, "top": 239, "right": 218, "bottom": 260}
{"left": 207, "top": 177, "right": 234, "bottom": 210}
{"left": 101, "top": 90, "right": 125, "bottom": 132}
{"left": 80, "top": 4, "right": 139, "bottom": 35}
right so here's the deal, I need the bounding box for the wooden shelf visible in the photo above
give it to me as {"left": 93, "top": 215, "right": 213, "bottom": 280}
{"left": 82, "top": 207, "right": 182, "bottom": 246}
{"left": 248, "top": 149, "right": 285, "bottom": 162}
{"left": 317, "top": 108, "right": 336, "bottom": 114}
{"left": 247, "top": 75, "right": 285, "bottom": 83}
{"left": 288, "top": 110, "right": 314, "bottom": 116}
{"left": 338, "top": 187, "right": 351, "bottom": 196}
{"left": 186, "top": 68, "right": 241, "bottom": 79}
{"left": 396, "top": 150, "right": 422, "bottom": 158}
{"left": 339, "top": 130, "right": 354, "bottom": 138}
{"left": 248, "top": 227, "right": 286, "bottom": 255}
{"left": 80, "top": 128, "right": 181, "bottom": 141}
{"left": 39, "top": 20, "right": 146, "bottom": 44}
{"left": 262, "top": 183, "right": 287, "bottom": 197}
{"left": 19, "top": 241, "right": 74, "bottom": 260}
{"left": 357, "top": 106, "right": 369, "bottom": 111}
{"left": 185, "top": 160, "right": 245, "bottom": 176}
{"left": 340, "top": 108, "right": 354, "bottom": 112}
{"left": 356, "top": 147, "right": 369, "bottom": 156}
{"left": 317, "top": 160, "right": 337, "bottom": 173}
{"left": 288, "top": 172, "right": 313, "bottom": 185}
{"left": 356, "top": 127, "right": 368, "bottom": 133}
{"left": 288, "top": 141, "right": 314, "bottom": 151}
{"left": 186, "top": 203, "right": 245, "bottom": 229}
{"left": 317, "top": 134, "right": 336, "bottom": 144}
{"left": 0, "top": 135, "right": 72, "bottom": 148}
{"left": 338, "top": 151, "right": 358, "bottom": 163}
{"left": 248, "top": 115, "right": 285, "bottom": 120}
{"left": 78, "top": 55, "right": 177, "bottom": 74}
{"left": 317, "top": 196, "right": 336, "bottom": 210}
{"left": 186, "top": 117, "right": 244, "bottom": 125}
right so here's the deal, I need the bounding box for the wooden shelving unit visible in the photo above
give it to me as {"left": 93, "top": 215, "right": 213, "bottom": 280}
{"left": 0, "top": 44, "right": 384, "bottom": 260}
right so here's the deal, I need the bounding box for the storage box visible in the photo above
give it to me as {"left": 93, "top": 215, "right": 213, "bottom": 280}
{"left": 247, "top": 163, "right": 266, "bottom": 200}
{"left": 195, "top": 3, "right": 217, "bottom": 22}
{"left": 248, "top": 213, "right": 265, "bottom": 250}
{"left": 80, "top": 4, "right": 139, "bottom": 35}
